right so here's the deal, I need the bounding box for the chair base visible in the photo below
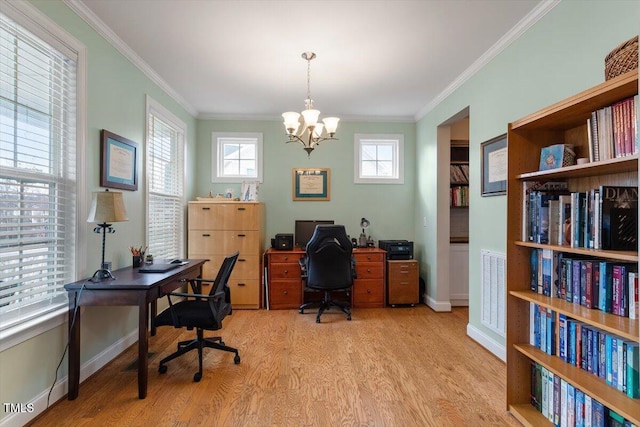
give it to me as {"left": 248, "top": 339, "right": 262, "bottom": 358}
{"left": 158, "top": 329, "right": 240, "bottom": 382}
{"left": 299, "top": 290, "right": 351, "bottom": 323}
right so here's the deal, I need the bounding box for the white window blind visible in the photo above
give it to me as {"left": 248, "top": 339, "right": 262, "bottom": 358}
{"left": 0, "top": 12, "right": 78, "bottom": 330}
{"left": 146, "top": 101, "right": 185, "bottom": 260}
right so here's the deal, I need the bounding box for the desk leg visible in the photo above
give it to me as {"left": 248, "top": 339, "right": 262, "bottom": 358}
{"left": 150, "top": 299, "right": 157, "bottom": 336}
{"left": 68, "top": 292, "right": 80, "bottom": 400}
{"left": 138, "top": 299, "right": 149, "bottom": 399}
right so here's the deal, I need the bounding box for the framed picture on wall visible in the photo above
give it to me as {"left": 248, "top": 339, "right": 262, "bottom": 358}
{"left": 100, "top": 130, "right": 139, "bottom": 191}
{"left": 292, "top": 168, "right": 330, "bottom": 201}
{"left": 481, "top": 133, "right": 507, "bottom": 197}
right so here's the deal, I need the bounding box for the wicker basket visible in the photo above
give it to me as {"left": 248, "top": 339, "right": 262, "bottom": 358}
{"left": 605, "top": 35, "right": 638, "bottom": 80}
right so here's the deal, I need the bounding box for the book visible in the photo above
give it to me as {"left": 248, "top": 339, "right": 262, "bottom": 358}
{"left": 599, "top": 186, "right": 638, "bottom": 251}
{"left": 626, "top": 342, "right": 639, "bottom": 398}
{"left": 629, "top": 271, "right": 638, "bottom": 320}
{"left": 558, "top": 194, "right": 572, "bottom": 245}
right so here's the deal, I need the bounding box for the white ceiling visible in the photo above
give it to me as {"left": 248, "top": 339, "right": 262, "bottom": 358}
{"left": 73, "top": 0, "right": 549, "bottom": 121}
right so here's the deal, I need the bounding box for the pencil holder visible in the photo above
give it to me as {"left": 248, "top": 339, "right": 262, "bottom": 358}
{"left": 132, "top": 256, "right": 142, "bottom": 268}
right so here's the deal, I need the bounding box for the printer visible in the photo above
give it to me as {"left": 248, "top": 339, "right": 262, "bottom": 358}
{"left": 378, "top": 240, "right": 414, "bottom": 260}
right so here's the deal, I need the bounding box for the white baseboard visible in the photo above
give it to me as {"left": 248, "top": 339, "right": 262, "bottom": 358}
{"left": 466, "top": 323, "right": 505, "bottom": 362}
{"left": 1, "top": 330, "right": 138, "bottom": 427}
{"left": 424, "top": 294, "right": 452, "bottom": 312}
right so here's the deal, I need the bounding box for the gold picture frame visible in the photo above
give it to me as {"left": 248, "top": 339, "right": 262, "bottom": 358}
{"left": 292, "top": 168, "right": 330, "bottom": 201}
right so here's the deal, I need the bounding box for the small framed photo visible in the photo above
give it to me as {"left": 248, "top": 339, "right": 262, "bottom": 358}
{"left": 292, "top": 168, "right": 330, "bottom": 201}
{"left": 481, "top": 133, "right": 507, "bottom": 197}
{"left": 100, "top": 130, "right": 138, "bottom": 191}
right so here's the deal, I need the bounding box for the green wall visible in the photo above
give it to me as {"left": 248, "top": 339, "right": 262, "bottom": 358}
{"left": 416, "top": 0, "right": 639, "bottom": 351}
{"left": 196, "top": 120, "right": 416, "bottom": 241}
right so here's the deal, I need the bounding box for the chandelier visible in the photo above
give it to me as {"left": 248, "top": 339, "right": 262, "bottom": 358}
{"left": 282, "top": 52, "right": 340, "bottom": 156}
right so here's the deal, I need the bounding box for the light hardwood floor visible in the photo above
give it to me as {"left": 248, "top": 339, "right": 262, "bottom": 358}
{"left": 31, "top": 306, "right": 519, "bottom": 426}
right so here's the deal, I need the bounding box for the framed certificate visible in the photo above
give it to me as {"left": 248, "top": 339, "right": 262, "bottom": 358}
{"left": 481, "top": 133, "right": 507, "bottom": 197}
{"left": 100, "top": 130, "right": 139, "bottom": 191}
{"left": 292, "top": 168, "right": 330, "bottom": 201}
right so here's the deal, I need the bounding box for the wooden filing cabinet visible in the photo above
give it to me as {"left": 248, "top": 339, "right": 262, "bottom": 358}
{"left": 266, "top": 249, "right": 305, "bottom": 309}
{"left": 386, "top": 259, "right": 419, "bottom": 306}
{"left": 188, "top": 201, "right": 264, "bottom": 309}
{"left": 352, "top": 248, "right": 386, "bottom": 308}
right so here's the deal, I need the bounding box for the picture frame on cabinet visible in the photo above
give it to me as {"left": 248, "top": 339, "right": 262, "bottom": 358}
{"left": 100, "top": 130, "right": 139, "bottom": 191}
{"left": 481, "top": 133, "right": 507, "bottom": 197}
{"left": 292, "top": 168, "right": 330, "bottom": 201}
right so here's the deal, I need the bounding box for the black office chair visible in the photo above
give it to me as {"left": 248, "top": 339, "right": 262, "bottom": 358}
{"left": 298, "top": 225, "right": 356, "bottom": 323}
{"left": 155, "top": 251, "right": 240, "bottom": 382}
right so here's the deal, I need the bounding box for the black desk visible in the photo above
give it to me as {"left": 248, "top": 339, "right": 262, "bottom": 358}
{"left": 64, "top": 259, "right": 207, "bottom": 400}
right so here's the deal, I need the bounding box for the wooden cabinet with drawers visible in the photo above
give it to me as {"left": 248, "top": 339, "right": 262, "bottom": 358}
{"left": 266, "top": 247, "right": 386, "bottom": 309}
{"left": 352, "top": 249, "right": 386, "bottom": 308}
{"left": 386, "top": 259, "right": 419, "bottom": 306}
{"left": 188, "top": 201, "right": 264, "bottom": 309}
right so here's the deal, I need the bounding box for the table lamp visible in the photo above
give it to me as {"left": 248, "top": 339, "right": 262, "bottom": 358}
{"left": 87, "top": 189, "right": 128, "bottom": 281}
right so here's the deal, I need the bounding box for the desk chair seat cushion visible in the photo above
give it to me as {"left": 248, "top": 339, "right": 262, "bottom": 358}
{"left": 155, "top": 297, "right": 230, "bottom": 330}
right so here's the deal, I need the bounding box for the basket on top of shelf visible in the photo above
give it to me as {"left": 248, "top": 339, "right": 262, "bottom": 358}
{"left": 605, "top": 35, "right": 638, "bottom": 80}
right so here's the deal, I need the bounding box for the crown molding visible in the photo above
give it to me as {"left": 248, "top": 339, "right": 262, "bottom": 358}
{"left": 414, "top": 0, "right": 561, "bottom": 121}
{"left": 62, "top": 0, "right": 198, "bottom": 118}
{"left": 198, "top": 112, "right": 416, "bottom": 123}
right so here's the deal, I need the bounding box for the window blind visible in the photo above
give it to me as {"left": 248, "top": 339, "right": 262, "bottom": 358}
{"left": 0, "top": 12, "right": 77, "bottom": 330}
{"left": 146, "top": 110, "right": 184, "bottom": 260}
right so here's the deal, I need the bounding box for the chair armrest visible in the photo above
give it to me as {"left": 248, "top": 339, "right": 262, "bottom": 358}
{"left": 189, "top": 277, "right": 215, "bottom": 294}
{"left": 166, "top": 290, "right": 225, "bottom": 301}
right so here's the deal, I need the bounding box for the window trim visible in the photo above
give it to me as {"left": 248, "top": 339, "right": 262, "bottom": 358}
{"left": 211, "top": 132, "right": 263, "bottom": 183}
{"left": 0, "top": 0, "right": 87, "bottom": 348}
{"left": 354, "top": 133, "right": 404, "bottom": 184}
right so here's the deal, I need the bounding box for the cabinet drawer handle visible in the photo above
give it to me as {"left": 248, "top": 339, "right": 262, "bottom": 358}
{"left": 367, "top": 289, "right": 371, "bottom": 294}
{"left": 367, "top": 268, "right": 371, "bottom": 273}
{"left": 202, "top": 233, "right": 210, "bottom": 237}
{"left": 202, "top": 207, "right": 210, "bottom": 210}
{"left": 284, "top": 269, "right": 288, "bottom": 274}
{"left": 283, "top": 290, "right": 288, "bottom": 295}
{"left": 238, "top": 259, "right": 246, "bottom": 262}
{"left": 284, "top": 256, "right": 289, "bottom": 261}
{"left": 237, "top": 234, "right": 246, "bottom": 237}
{"left": 238, "top": 207, "right": 246, "bottom": 211}
{"left": 238, "top": 283, "right": 246, "bottom": 287}
{"left": 367, "top": 256, "right": 372, "bottom": 260}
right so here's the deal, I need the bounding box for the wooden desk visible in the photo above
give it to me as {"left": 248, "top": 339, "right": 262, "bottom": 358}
{"left": 265, "top": 247, "right": 386, "bottom": 309}
{"left": 64, "top": 259, "right": 207, "bottom": 400}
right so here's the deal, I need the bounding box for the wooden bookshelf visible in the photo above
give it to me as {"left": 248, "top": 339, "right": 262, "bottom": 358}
{"left": 506, "top": 70, "right": 639, "bottom": 425}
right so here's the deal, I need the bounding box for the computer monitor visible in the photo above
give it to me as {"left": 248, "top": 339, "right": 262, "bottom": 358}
{"left": 294, "top": 220, "right": 335, "bottom": 248}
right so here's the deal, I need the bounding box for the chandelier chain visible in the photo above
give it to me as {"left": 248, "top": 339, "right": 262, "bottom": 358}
{"left": 306, "top": 58, "right": 312, "bottom": 105}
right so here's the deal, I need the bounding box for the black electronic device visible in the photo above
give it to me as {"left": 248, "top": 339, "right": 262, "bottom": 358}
{"left": 294, "top": 220, "right": 334, "bottom": 248}
{"left": 378, "top": 240, "right": 414, "bottom": 260}
{"left": 271, "top": 233, "right": 294, "bottom": 250}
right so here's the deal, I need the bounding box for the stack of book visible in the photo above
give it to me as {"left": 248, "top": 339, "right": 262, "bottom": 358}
{"left": 530, "top": 360, "right": 637, "bottom": 426}
{"left": 529, "top": 249, "right": 639, "bottom": 319}
{"left": 587, "top": 95, "right": 638, "bottom": 162}
{"left": 524, "top": 185, "right": 637, "bottom": 251}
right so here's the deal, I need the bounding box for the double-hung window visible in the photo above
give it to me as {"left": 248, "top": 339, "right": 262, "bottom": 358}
{"left": 211, "top": 132, "right": 263, "bottom": 183}
{"left": 146, "top": 96, "right": 186, "bottom": 260}
{"left": 354, "top": 134, "right": 404, "bottom": 184}
{"left": 0, "top": 6, "right": 83, "bottom": 334}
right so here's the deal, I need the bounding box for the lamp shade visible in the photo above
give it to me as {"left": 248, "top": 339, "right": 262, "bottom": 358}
{"left": 87, "top": 190, "right": 128, "bottom": 223}
{"left": 322, "top": 117, "right": 340, "bottom": 134}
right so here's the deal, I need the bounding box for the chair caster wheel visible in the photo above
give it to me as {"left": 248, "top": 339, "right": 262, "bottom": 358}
{"left": 347, "top": 315, "right": 352, "bottom": 321}
{"left": 316, "top": 318, "right": 321, "bottom": 323}
{"left": 220, "top": 341, "right": 225, "bottom": 346}
{"left": 158, "top": 365, "right": 167, "bottom": 374}
{"left": 193, "top": 372, "right": 202, "bottom": 382}
{"left": 298, "top": 308, "right": 304, "bottom": 314}
{"left": 234, "top": 354, "right": 241, "bottom": 364}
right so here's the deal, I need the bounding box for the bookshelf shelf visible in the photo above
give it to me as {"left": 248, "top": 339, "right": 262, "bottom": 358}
{"left": 514, "top": 241, "right": 638, "bottom": 262}
{"left": 506, "top": 70, "right": 639, "bottom": 426}
{"left": 510, "top": 291, "right": 639, "bottom": 341}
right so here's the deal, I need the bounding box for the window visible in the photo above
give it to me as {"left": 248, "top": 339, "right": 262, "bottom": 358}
{"left": 146, "top": 96, "right": 186, "bottom": 260}
{"left": 354, "top": 134, "right": 404, "bottom": 184}
{"left": 212, "top": 132, "right": 263, "bottom": 183}
{"left": 0, "top": 6, "right": 84, "bottom": 335}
